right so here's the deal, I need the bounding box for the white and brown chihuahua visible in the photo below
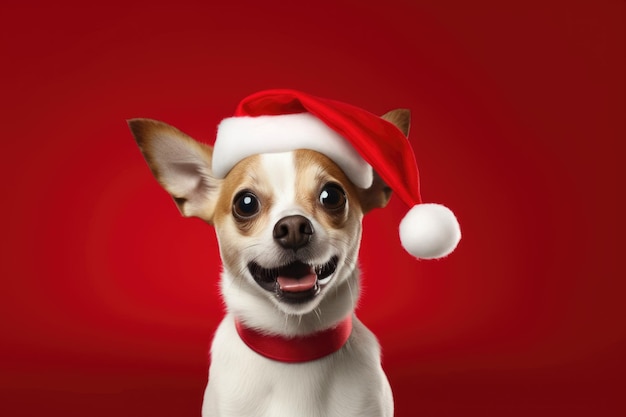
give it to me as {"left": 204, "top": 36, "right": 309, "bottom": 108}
{"left": 129, "top": 106, "right": 411, "bottom": 416}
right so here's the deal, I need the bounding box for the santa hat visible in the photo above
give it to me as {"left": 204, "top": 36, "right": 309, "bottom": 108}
{"left": 213, "top": 89, "right": 461, "bottom": 259}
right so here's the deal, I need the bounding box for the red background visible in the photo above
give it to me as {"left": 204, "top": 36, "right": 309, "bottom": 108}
{"left": 1, "top": 1, "right": 624, "bottom": 416}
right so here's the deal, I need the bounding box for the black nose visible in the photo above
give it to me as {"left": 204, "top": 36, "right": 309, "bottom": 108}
{"left": 273, "top": 215, "right": 314, "bottom": 250}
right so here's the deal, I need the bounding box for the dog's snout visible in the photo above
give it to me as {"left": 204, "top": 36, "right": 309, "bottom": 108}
{"left": 273, "top": 215, "right": 314, "bottom": 250}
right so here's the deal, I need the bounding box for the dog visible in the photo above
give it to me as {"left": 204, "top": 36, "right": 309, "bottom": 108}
{"left": 129, "top": 90, "right": 460, "bottom": 417}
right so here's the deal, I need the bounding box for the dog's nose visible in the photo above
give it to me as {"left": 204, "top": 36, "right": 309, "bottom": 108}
{"left": 273, "top": 215, "right": 314, "bottom": 250}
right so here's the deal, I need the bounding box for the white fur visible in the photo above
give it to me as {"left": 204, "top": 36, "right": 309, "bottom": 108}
{"left": 213, "top": 113, "right": 373, "bottom": 188}
{"left": 262, "top": 153, "right": 299, "bottom": 224}
{"left": 203, "top": 152, "right": 393, "bottom": 416}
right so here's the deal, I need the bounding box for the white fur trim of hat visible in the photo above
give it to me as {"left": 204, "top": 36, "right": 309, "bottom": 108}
{"left": 213, "top": 113, "right": 373, "bottom": 189}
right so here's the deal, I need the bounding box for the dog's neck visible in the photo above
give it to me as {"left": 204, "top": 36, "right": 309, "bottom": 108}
{"left": 235, "top": 315, "right": 353, "bottom": 363}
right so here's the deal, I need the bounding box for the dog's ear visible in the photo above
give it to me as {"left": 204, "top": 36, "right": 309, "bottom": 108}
{"left": 128, "top": 118, "right": 221, "bottom": 223}
{"left": 381, "top": 108, "right": 410, "bottom": 136}
{"left": 358, "top": 109, "right": 410, "bottom": 213}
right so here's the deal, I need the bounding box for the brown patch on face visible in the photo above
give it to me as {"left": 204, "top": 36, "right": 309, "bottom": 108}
{"left": 213, "top": 155, "right": 273, "bottom": 237}
{"left": 212, "top": 154, "right": 278, "bottom": 272}
{"left": 293, "top": 150, "right": 364, "bottom": 230}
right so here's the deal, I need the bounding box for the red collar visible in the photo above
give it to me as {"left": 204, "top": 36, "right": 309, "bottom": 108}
{"left": 234, "top": 316, "right": 353, "bottom": 363}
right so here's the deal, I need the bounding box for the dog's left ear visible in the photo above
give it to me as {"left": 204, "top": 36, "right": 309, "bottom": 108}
{"left": 128, "top": 118, "right": 221, "bottom": 223}
{"left": 358, "top": 108, "right": 410, "bottom": 213}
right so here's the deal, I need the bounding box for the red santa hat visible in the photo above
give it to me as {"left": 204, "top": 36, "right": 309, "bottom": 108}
{"left": 213, "top": 89, "right": 461, "bottom": 259}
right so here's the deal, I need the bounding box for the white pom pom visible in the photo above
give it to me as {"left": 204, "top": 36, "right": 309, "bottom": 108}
{"left": 399, "top": 204, "right": 461, "bottom": 259}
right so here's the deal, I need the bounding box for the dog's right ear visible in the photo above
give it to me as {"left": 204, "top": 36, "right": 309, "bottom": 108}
{"left": 358, "top": 109, "right": 411, "bottom": 213}
{"left": 128, "top": 118, "right": 221, "bottom": 223}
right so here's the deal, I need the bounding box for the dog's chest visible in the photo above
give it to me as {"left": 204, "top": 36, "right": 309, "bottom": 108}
{"left": 202, "top": 315, "right": 393, "bottom": 417}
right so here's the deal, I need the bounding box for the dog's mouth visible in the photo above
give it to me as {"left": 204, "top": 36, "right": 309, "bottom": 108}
{"left": 247, "top": 256, "right": 339, "bottom": 304}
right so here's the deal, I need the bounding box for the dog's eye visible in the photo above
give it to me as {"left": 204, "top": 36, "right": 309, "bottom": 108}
{"left": 319, "top": 183, "right": 346, "bottom": 211}
{"left": 233, "top": 191, "right": 260, "bottom": 218}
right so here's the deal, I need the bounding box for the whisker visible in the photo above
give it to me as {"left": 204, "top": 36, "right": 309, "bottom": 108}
{"left": 313, "top": 307, "right": 322, "bottom": 325}
{"left": 346, "top": 277, "right": 355, "bottom": 305}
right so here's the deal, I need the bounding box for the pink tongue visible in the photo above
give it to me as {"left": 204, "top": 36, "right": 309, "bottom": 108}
{"left": 277, "top": 271, "right": 317, "bottom": 292}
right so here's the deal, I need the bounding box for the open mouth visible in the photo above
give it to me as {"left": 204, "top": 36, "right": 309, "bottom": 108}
{"left": 248, "top": 256, "right": 339, "bottom": 304}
